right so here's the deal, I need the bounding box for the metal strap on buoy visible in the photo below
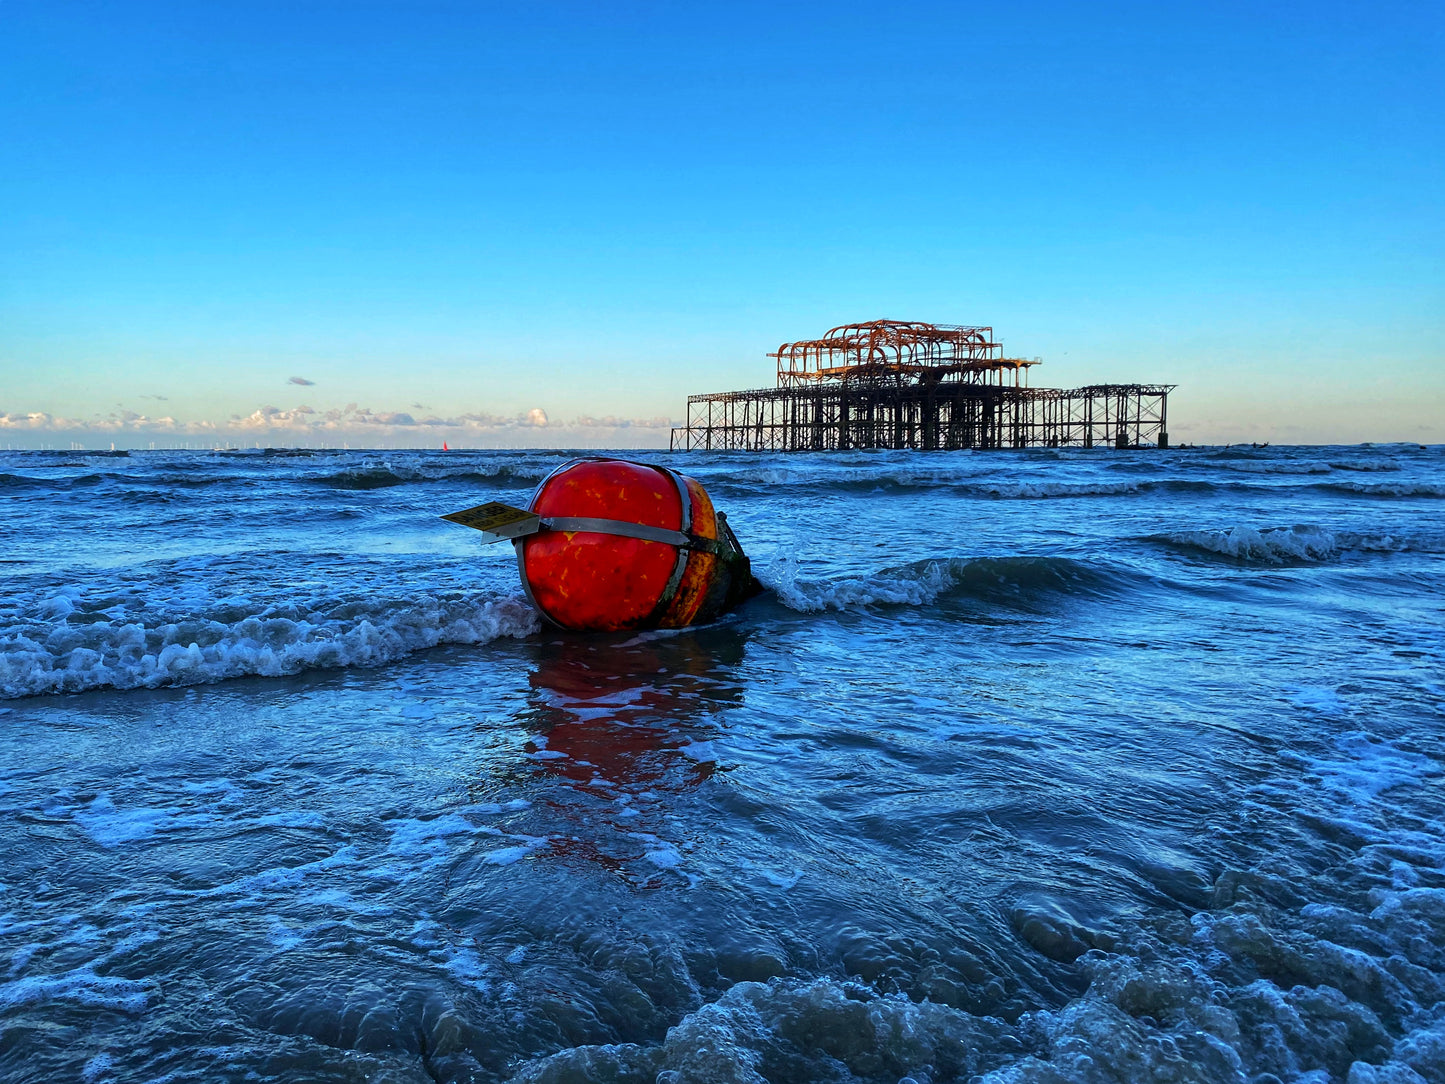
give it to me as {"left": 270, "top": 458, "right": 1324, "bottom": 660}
{"left": 536, "top": 517, "right": 733, "bottom": 555}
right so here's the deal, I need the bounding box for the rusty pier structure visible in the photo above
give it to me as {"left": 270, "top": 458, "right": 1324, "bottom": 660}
{"left": 670, "top": 320, "right": 1174, "bottom": 452}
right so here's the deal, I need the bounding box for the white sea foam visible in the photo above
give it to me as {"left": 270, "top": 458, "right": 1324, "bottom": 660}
{"left": 1329, "top": 460, "right": 1403, "bottom": 473}
{"left": 1215, "top": 459, "right": 1334, "bottom": 474}
{"left": 713, "top": 465, "right": 978, "bottom": 490}
{"left": 266, "top": 918, "right": 304, "bottom": 951}
{"left": 1164, "top": 525, "right": 1340, "bottom": 562}
{"left": 1287, "top": 685, "right": 1349, "bottom": 715}
{"left": 382, "top": 812, "right": 545, "bottom": 873}
{"left": 0, "top": 590, "right": 538, "bottom": 699}
{"left": 676, "top": 741, "right": 720, "bottom": 762}
{"left": 44, "top": 790, "right": 323, "bottom": 848}
{"left": 1312, "top": 732, "right": 1435, "bottom": 803}
{"left": 483, "top": 844, "right": 535, "bottom": 866}
{"left": 0, "top": 966, "right": 151, "bottom": 1014}
{"left": 401, "top": 917, "right": 497, "bottom": 995}
{"left": 1157, "top": 524, "right": 1440, "bottom": 563}
{"left": 526, "top": 734, "right": 569, "bottom": 760}
{"left": 644, "top": 846, "right": 683, "bottom": 868}
{"left": 714, "top": 464, "right": 1143, "bottom": 498}
{"left": 976, "top": 480, "right": 1141, "bottom": 498}
{"left": 0, "top": 924, "right": 161, "bottom": 1017}
{"left": 70, "top": 794, "right": 212, "bottom": 847}
{"left": 440, "top": 943, "right": 492, "bottom": 991}
{"left": 384, "top": 812, "right": 487, "bottom": 858}
{"left": 1325, "top": 481, "right": 1445, "bottom": 497}
{"left": 311, "top": 457, "right": 554, "bottom": 490}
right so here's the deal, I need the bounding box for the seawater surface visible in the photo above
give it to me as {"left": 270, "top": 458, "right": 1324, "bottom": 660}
{"left": 2, "top": 444, "right": 1443, "bottom": 1084}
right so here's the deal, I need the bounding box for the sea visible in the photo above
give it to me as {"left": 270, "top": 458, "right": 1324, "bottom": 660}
{"left": 1, "top": 443, "right": 1443, "bottom": 1084}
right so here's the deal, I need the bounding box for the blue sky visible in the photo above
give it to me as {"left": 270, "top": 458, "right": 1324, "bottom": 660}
{"left": 1, "top": 0, "right": 1441, "bottom": 447}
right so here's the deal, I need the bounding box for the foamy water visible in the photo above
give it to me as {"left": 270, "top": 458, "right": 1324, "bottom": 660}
{"left": 2, "top": 444, "right": 1443, "bottom": 1083}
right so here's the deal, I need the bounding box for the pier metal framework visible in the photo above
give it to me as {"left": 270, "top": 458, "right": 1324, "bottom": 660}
{"left": 670, "top": 319, "right": 1174, "bottom": 452}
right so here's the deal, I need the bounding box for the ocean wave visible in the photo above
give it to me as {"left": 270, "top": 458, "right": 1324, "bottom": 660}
{"left": 1318, "top": 481, "right": 1445, "bottom": 498}
{"left": 0, "top": 457, "right": 558, "bottom": 493}
{"left": 1211, "top": 459, "right": 1334, "bottom": 475}
{"left": 702, "top": 466, "right": 971, "bottom": 493}
{"left": 1153, "top": 525, "right": 1437, "bottom": 564}
{"left": 708, "top": 466, "right": 1154, "bottom": 499}
{"left": 1329, "top": 460, "right": 1403, "bottom": 473}
{"left": 704, "top": 463, "right": 1255, "bottom": 498}
{"left": 0, "top": 471, "right": 112, "bottom": 490}
{"left": 0, "top": 590, "right": 538, "bottom": 699}
{"left": 0, "top": 471, "right": 234, "bottom": 491}
{"left": 759, "top": 554, "right": 1122, "bottom": 613}
{"left": 0, "top": 473, "right": 48, "bottom": 489}
{"left": 973, "top": 481, "right": 1143, "bottom": 499}
{"left": 311, "top": 460, "right": 553, "bottom": 490}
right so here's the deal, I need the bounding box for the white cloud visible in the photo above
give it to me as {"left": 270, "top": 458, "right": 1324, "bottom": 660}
{"left": 0, "top": 403, "right": 678, "bottom": 448}
{"left": 0, "top": 410, "right": 217, "bottom": 435}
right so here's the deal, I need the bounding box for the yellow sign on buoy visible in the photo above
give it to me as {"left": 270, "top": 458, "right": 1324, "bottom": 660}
{"left": 440, "top": 501, "right": 540, "bottom": 542}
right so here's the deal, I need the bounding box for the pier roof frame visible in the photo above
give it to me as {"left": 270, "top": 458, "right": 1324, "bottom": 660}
{"left": 770, "top": 318, "right": 1039, "bottom": 388}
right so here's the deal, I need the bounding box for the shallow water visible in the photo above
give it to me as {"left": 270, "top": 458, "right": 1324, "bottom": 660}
{"left": 2, "top": 444, "right": 1443, "bottom": 1083}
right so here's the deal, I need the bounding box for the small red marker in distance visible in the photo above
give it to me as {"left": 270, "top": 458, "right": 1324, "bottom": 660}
{"left": 442, "top": 442, "right": 449, "bottom": 451}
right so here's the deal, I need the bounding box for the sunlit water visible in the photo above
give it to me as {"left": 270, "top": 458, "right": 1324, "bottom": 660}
{"left": 2, "top": 444, "right": 1443, "bottom": 1084}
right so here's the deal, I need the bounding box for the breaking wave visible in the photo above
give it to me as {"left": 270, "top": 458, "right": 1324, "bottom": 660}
{"left": 1316, "top": 481, "right": 1445, "bottom": 498}
{"left": 1153, "top": 525, "right": 1441, "bottom": 564}
{"left": 759, "top": 554, "right": 1125, "bottom": 613}
{"left": 970, "top": 481, "right": 1142, "bottom": 499}
{"left": 1328, "top": 460, "right": 1403, "bottom": 473}
{"left": 311, "top": 461, "right": 553, "bottom": 490}
{"left": 708, "top": 467, "right": 1164, "bottom": 498}
{"left": 0, "top": 471, "right": 234, "bottom": 491}
{"left": 1211, "top": 459, "right": 1334, "bottom": 475}
{"left": 0, "top": 589, "right": 538, "bottom": 699}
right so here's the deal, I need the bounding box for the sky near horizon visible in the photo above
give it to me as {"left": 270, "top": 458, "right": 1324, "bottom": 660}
{"left": 1, "top": 0, "right": 1441, "bottom": 448}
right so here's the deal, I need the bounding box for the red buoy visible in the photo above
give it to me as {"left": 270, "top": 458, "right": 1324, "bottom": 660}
{"left": 442, "top": 458, "right": 759, "bottom": 632}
